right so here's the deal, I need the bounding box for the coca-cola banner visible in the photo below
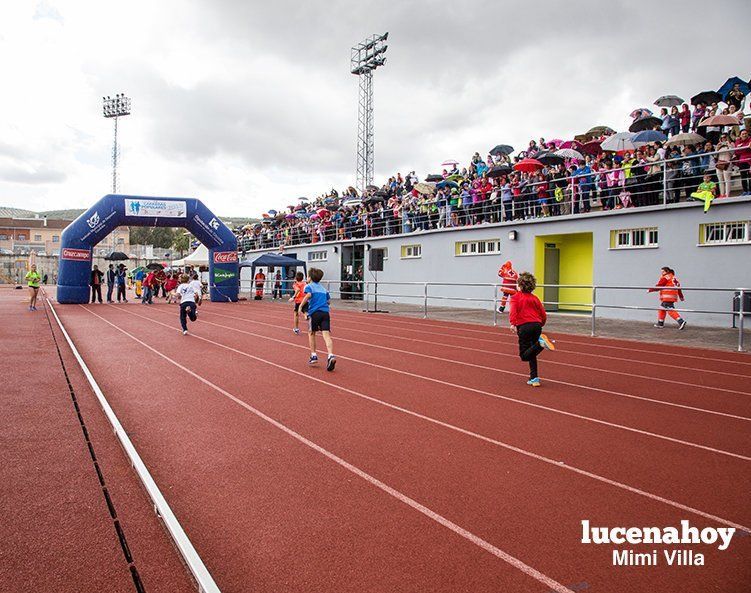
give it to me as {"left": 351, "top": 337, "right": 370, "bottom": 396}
{"left": 213, "top": 251, "right": 238, "bottom": 264}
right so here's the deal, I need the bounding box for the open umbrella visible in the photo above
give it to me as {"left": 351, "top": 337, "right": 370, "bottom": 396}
{"left": 104, "top": 251, "right": 129, "bottom": 261}
{"left": 632, "top": 130, "right": 667, "bottom": 146}
{"left": 698, "top": 114, "right": 742, "bottom": 127}
{"left": 489, "top": 144, "right": 514, "bottom": 156}
{"left": 586, "top": 125, "right": 615, "bottom": 137}
{"left": 441, "top": 159, "right": 460, "bottom": 167}
{"left": 413, "top": 182, "right": 435, "bottom": 195}
{"left": 559, "top": 140, "right": 581, "bottom": 150}
{"left": 487, "top": 165, "right": 512, "bottom": 178}
{"left": 630, "top": 108, "right": 653, "bottom": 120}
{"left": 546, "top": 139, "right": 564, "bottom": 148}
{"left": 365, "top": 185, "right": 379, "bottom": 192}
{"left": 436, "top": 180, "right": 460, "bottom": 190}
{"left": 554, "top": 148, "right": 584, "bottom": 161}
{"left": 691, "top": 90, "right": 722, "bottom": 105}
{"left": 343, "top": 198, "right": 362, "bottom": 207}
{"left": 535, "top": 152, "right": 564, "bottom": 166}
{"left": 580, "top": 140, "right": 603, "bottom": 156}
{"left": 425, "top": 174, "right": 443, "bottom": 182}
{"left": 513, "top": 158, "right": 544, "bottom": 173}
{"left": 285, "top": 213, "right": 296, "bottom": 219}
{"left": 654, "top": 95, "right": 684, "bottom": 107}
{"left": 629, "top": 116, "right": 661, "bottom": 133}
{"left": 665, "top": 132, "right": 705, "bottom": 147}
{"left": 601, "top": 132, "right": 636, "bottom": 152}
{"left": 717, "top": 77, "right": 750, "bottom": 100}
{"left": 365, "top": 195, "right": 386, "bottom": 204}
{"left": 146, "top": 262, "right": 164, "bottom": 271}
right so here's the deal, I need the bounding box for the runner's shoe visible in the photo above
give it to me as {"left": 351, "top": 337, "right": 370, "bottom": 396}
{"left": 308, "top": 354, "right": 318, "bottom": 365}
{"left": 293, "top": 328, "right": 300, "bottom": 335}
{"left": 326, "top": 355, "right": 337, "bottom": 372}
{"left": 182, "top": 330, "right": 188, "bottom": 335}
{"left": 678, "top": 320, "right": 687, "bottom": 330}
{"left": 538, "top": 333, "right": 556, "bottom": 351}
{"left": 653, "top": 323, "right": 664, "bottom": 328}
{"left": 527, "top": 378, "right": 541, "bottom": 387}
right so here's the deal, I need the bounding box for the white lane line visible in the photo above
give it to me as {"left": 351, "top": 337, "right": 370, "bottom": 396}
{"left": 201, "top": 309, "right": 751, "bottom": 422}
{"left": 105, "top": 304, "right": 751, "bottom": 532}
{"left": 47, "top": 300, "right": 221, "bottom": 593}
{"left": 276, "top": 302, "right": 751, "bottom": 368}
{"left": 265, "top": 304, "right": 751, "bottom": 382}
{"left": 139, "top": 306, "right": 751, "bottom": 460}
{"left": 80, "top": 306, "right": 576, "bottom": 593}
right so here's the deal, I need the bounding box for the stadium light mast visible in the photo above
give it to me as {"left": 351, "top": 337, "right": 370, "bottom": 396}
{"left": 102, "top": 93, "right": 132, "bottom": 193}
{"left": 351, "top": 33, "right": 388, "bottom": 191}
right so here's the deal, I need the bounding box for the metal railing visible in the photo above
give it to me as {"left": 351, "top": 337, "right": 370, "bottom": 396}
{"left": 240, "top": 279, "right": 751, "bottom": 352}
{"left": 235, "top": 147, "right": 750, "bottom": 252}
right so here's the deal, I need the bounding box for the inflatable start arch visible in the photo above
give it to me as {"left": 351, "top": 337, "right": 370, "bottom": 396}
{"left": 57, "top": 194, "right": 239, "bottom": 304}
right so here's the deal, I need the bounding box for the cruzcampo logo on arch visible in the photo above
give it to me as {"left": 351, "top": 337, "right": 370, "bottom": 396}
{"left": 213, "top": 268, "right": 237, "bottom": 282}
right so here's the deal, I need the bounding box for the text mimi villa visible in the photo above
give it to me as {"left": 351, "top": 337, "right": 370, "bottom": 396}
{"left": 580, "top": 520, "right": 739, "bottom": 567}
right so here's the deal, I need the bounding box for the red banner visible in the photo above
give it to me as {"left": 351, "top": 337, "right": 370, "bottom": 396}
{"left": 213, "top": 251, "right": 238, "bottom": 264}
{"left": 61, "top": 248, "right": 91, "bottom": 261}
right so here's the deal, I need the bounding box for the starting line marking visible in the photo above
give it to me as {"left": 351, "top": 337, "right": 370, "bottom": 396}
{"left": 46, "top": 298, "right": 221, "bottom": 593}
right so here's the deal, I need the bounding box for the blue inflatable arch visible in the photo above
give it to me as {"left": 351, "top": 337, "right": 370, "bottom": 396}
{"left": 57, "top": 194, "right": 239, "bottom": 304}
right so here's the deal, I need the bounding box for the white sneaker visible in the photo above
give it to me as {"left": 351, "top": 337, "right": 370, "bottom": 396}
{"left": 182, "top": 330, "right": 188, "bottom": 335}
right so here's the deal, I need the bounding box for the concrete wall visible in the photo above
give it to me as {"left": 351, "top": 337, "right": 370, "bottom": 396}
{"left": 243, "top": 197, "right": 751, "bottom": 327}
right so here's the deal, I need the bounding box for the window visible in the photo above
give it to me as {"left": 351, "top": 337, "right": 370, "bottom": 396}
{"left": 610, "top": 227, "right": 658, "bottom": 249}
{"left": 34, "top": 234, "right": 42, "bottom": 241}
{"left": 0, "top": 234, "right": 8, "bottom": 241}
{"left": 455, "top": 239, "right": 501, "bottom": 256}
{"left": 308, "top": 250, "right": 327, "bottom": 262}
{"left": 401, "top": 244, "right": 422, "bottom": 259}
{"left": 700, "top": 221, "right": 750, "bottom": 245}
{"left": 117, "top": 238, "right": 125, "bottom": 244}
{"left": 52, "top": 235, "right": 59, "bottom": 242}
{"left": 17, "top": 234, "right": 26, "bottom": 241}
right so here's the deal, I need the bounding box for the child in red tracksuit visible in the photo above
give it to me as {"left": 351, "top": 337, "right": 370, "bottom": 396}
{"left": 497, "top": 260, "right": 518, "bottom": 314}
{"left": 649, "top": 267, "right": 687, "bottom": 330}
{"left": 509, "top": 272, "right": 555, "bottom": 387}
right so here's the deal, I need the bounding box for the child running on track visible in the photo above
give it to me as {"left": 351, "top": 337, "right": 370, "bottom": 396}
{"left": 289, "top": 271, "right": 308, "bottom": 335}
{"left": 509, "top": 272, "right": 555, "bottom": 387}
{"left": 298, "top": 267, "right": 336, "bottom": 371}
{"left": 189, "top": 272, "right": 203, "bottom": 306}
{"left": 649, "top": 266, "right": 687, "bottom": 330}
{"left": 176, "top": 273, "right": 200, "bottom": 335}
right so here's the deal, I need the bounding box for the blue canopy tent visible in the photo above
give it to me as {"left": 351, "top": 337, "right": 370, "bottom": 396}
{"left": 239, "top": 253, "right": 307, "bottom": 298}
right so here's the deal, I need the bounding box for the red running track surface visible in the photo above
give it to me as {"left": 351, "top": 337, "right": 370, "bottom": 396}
{"left": 44, "top": 296, "right": 751, "bottom": 592}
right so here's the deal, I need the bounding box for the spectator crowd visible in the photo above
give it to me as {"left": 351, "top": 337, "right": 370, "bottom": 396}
{"left": 237, "top": 77, "right": 751, "bottom": 252}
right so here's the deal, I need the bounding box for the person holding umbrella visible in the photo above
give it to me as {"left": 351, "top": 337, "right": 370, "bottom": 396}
{"left": 106, "top": 263, "right": 115, "bottom": 303}
{"left": 115, "top": 264, "right": 127, "bottom": 303}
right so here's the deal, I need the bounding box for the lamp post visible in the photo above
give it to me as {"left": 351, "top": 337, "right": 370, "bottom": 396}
{"left": 102, "top": 93, "right": 131, "bottom": 193}
{"left": 351, "top": 33, "right": 388, "bottom": 192}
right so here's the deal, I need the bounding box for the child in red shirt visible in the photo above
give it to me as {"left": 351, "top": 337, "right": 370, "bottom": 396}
{"left": 288, "top": 271, "right": 308, "bottom": 335}
{"left": 509, "top": 272, "right": 555, "bottom": 387}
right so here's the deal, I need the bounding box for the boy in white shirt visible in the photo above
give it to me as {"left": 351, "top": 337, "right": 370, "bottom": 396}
{"left": 176, "top": 273, "right": 200, "bottom": 335}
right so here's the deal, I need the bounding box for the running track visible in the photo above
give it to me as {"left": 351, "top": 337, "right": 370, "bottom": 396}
{"left": 48, "top": 297, "right": 751, "bottom": 592}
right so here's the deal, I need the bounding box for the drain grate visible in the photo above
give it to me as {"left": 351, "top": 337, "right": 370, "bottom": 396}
{"left": 43, "top": 303, "right": 146, "bottom": 593}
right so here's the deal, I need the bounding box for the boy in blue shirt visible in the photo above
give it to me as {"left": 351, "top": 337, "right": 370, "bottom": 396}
{"left": 298, "top": 267, "right": 336, "bottom": 371}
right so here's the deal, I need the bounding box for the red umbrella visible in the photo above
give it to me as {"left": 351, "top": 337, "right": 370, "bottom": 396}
{"left": 513, "top": 158, "right": 544, "bottom": 173}
{"left": 580, "top": 139, "right": 603, "bottom": 155}
{"left": 559, "top": 140, "right": 581, "bottom": 150}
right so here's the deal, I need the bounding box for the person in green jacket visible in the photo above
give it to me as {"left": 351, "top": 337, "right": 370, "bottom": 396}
{"left": 25, "top": 264, "right": 41, "bottom": 311}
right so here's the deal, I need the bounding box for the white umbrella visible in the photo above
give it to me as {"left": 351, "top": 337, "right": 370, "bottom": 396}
{"left": 441, "top": 159, "right": 460, "bottom": 167}
{"left": 665, "top": 132, "right": 706, "bottom": 147}
{"left": 554, "top": 148, "right": 584, "bottom": 161}
{"left": 601, "top": 132, "right": 637, "bottom": 152}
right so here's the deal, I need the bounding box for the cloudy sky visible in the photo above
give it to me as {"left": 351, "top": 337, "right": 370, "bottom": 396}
{"left": 0, "top": 0, "right": 747, "bottom": 217}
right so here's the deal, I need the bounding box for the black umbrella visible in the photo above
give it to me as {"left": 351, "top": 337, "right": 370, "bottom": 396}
{"left": 487, "top": 165, "right": 512, "bottom": 178}
{"left": 365, "top": 185, "right": 379, "bottom": 192}
{"left": 374, "top": 189, "right": 389, "bottom": 197}
{"left": 146, "top": 262, "right": 164, "bottom": 270}
{"left": 489, "top": 144, "right": 514, "bottom": 156}
{"left": 104, "top": 251, "right": 129, "bottom": 261}
{"left": 365, "top": 195, "right": 386, "bottom": 203}
{"left": 628, "top": 116, "right": 661, "bottom": 133}
{"left": 691, "top": 90, "right": 722, "bottom": 106}
{"left": 535, "top": 151, "right": 565, "bottom": 166}
{"left": 425, "top": 174, "right": 443, "bottom": 182}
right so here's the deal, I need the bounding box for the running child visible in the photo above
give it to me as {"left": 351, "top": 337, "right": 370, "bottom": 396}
{"left": 497, "top": 260, "right": 518, "bottom": 313}
{"left": 288, "top": 271, "right": 308, "bottom": 335}
{"left": 508, "top": 272, "right": 555, "bottom": 387}
{"left": 176, "top": 273, "right": 200, "bottom": 335}
{"left": 189, "top": 272, "right": 203, "bottom": 306}
{"left": 298, "top": 267, "right": 336, "bottom": 371}
{"left": 648, "top": 266, "right": 686, "bottom": 330}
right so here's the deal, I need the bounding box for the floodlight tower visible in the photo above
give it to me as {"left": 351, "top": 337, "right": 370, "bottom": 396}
{"left": 351, "top": 33, "right": 388, "bottom": 191}
{"left": 102, "top": 93, "right": 132, "bottom": 193}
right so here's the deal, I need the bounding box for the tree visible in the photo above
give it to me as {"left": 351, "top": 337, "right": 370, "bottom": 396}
{"left": 172, "top": 232, "right": 191, "bottom": 256}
